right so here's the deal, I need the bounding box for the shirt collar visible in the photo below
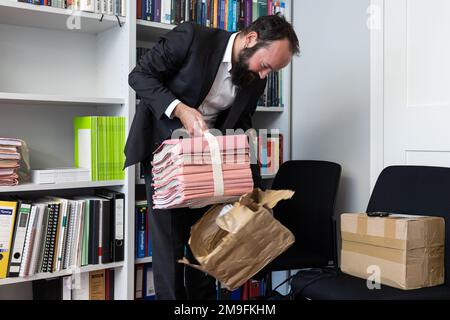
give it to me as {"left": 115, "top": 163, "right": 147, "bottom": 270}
{"left": 223, "top": 32, "right": 239, "bottom": 73}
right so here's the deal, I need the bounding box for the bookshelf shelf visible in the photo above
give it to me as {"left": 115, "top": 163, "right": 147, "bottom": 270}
{"left": 0, "top": 262, "right": 124, "bottom": 286}
{"left": 0, "top": 92, "right": 125, "bottom": 107}
{"left": 0, "top": 180, "right": 125, "bottom": 193}
{"left": 256, "top": 106, "right": 284, "bottom": 112}
{"left": 137, "top": 19, "right": 175, "bottom": 30}
{"left": 0, "top": 0, "right": 125, "bottom": 34}
{"left": 261, "top": 173, "right": 277, "bottom": 180}
{"left": 135, "top": 257, "right": 153, "bottom": 264}
{"left": 136, "top": 19, "right": 175, "bottom": 42}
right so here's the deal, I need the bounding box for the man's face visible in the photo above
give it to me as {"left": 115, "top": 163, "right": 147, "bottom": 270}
{"left": 231, "top": 38, "right": 292, "bottom": 87}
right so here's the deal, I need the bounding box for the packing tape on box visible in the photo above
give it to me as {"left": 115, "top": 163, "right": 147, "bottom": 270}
{"left": 341, "top": 232, "right": 407, "bottom": 249}
{"left": 341, "top": 240, "right": 404, "bottom": 263}
{"left": 355, "top": 215, "right": 399, "bottom": 239}
{"left": 204, "top": 131, "right": 224, "bottom": 197}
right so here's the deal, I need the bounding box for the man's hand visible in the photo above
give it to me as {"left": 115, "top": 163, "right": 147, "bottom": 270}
{"left": 173, "top": 102, "right": 208, "bottom": 136}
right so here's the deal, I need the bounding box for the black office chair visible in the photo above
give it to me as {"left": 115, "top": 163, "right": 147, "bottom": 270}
{"left": 253, "top": 160, "right": 342, "bottom": 293}
{"left": 292, "top": 165, "right": 450, "bottom": 300}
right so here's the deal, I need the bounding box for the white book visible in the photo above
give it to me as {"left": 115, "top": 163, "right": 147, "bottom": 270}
{"left": 64, "top": 201, "right": 78, "bottom": 269}
{"left": 121, "top": 0, "right": 126, "bottom": 17}
{"left": 94, "top": 0, "right": 101, "bottom": 13}
{"left": 62, "top": 276, "right": 72, "bottom": 300}
{"left": 161, "top": 0, "right": 171, "bottom": 24}
{"left": 72, "top": 272, "right": 89, "bottom": 300}
{"left": 27, "top": 204, "right": 47, "bottom": 276}
{"left": 18, "top": 205, "right": 38, "bottom": 277}
{"left": 44, "top": 197, "right": 69, "bottom": 272}
{"left": 32, "top": 168, "right": 90, "bottom": 184}
{"left": 135, "top": 266, "right": 143, "bottom": 299}
{"left": 100, "top": 0, "right": 107, "bottom": 15}
{"left": 146, "top": 267, "right": 155, "bottom": 297}
{"left": 107, "top": 0, "right": 114, "bottom": 15}
{"left": 71, "top": 200, "right": 84, "bottom": 268}
{"left": 75, "top": 200, "right": 85, "bottom": 268}
{"left": 80, "top": 0, "right": 95, "bottom": 12}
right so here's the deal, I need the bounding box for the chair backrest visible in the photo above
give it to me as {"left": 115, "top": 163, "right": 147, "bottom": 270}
{"left": 264, "top": 160, "right": 342, "bottom": 271}
{"left": 366, "top": 165, "right": 450, "bottom": 285}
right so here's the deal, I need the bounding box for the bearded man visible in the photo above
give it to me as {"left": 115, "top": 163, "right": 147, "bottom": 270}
{"left": 124, "top": 14, "right": 299, "bottom": 300}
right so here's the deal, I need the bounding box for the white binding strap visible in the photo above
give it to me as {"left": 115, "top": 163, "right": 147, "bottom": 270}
{"left": 204, "top": 131, "right": 224, "bottom": 197}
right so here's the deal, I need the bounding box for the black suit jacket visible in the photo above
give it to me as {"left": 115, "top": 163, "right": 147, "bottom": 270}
{"left": 124, "top": 22, "right": 266, "bottom": 185}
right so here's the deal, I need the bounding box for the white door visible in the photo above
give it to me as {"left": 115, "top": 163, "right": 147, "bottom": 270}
{"left": 379, "top": 0, "right": 450, "bottom": 175}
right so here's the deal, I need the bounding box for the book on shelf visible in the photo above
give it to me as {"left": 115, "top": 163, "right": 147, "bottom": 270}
{"left": 95, "top": 189, "right": 125, "bottom": 262}
{"left": 17, "top": 0, "right": 127, "bottom": 17}
{"left": 136, "top": 0, "right": 286, "bottom": 31}
{"left": 32, "top": 268, "right": 115, "bottom": 300}
{"left": 0, "top": 200, "right": 18, "bottom": 279}
{"left": 135, "top": 160, "right": 146, "bottom": 184}
{"left": 255, "top": 132, "right": 283, "bottom": 176}
{"left": 7, "top": 201, "right": 32, "bottom": 277}
{"left": 74, "top": 116, "right": 125, "bottom": 181}
{"left": 135, "top": 202, "right": 152, "bottom": 259}
{"left": 0, "top": 191, "right": 125, "bottom": 280}
{"left": 135, "top": 263, "right": 155, "bottom": 300}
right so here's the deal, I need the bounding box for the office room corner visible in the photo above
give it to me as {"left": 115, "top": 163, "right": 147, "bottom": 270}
{"left": 0, "top": 0, "right": 449, "bottom": 313}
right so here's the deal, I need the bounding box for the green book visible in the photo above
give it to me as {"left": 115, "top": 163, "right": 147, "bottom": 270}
{"left": 118, "top": 117, "right": 125, "bottom": 180}
{"left": 258, "top": 0, "right": 268, "bottom": 18}
{"left": 97, "top": 117, "right": 106, "bottom": 181}
{"left": 107, "top": 117, "right": 115, "bottom": 180}
{"left": 74, "top": 116, "right": 98, "bottom": 181}
{"left": 252, "top": 0, "right": 258, "bottom": 21}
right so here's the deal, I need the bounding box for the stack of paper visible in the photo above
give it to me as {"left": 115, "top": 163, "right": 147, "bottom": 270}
{"left": 0, "top": 138, "right": 22, "bottom": 186}
{"left": 151, "top": 134, "right": 254, "bottom": 209}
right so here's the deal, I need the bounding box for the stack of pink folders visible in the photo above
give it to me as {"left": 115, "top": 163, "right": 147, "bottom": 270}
{"left": 0, "top": 138, "right": 22, "bottom": 186}
{"left": 151, "top": 134, "right": 254, "bottom": 209}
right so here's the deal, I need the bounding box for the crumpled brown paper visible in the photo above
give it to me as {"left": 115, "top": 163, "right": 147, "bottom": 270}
{"left": 179, "top": 188, "right": 295, "bottom": 291}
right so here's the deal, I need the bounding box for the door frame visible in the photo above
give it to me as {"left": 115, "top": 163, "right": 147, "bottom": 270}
{"left": 370, "top": 0, "right": 385, "bottom": 189}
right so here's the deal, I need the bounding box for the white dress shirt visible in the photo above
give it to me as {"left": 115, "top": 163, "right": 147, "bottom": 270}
{"left": 165, "top": 32, "right": 239, "bottom": 128}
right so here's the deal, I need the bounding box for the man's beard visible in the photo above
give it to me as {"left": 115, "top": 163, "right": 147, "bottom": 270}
{"left": 230, "top": 44, "right": 264, "bottom": 87}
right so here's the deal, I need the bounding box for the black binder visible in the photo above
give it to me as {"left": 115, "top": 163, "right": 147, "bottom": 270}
{"left": 95, "top": 189, "right": 125, "bottom": 262}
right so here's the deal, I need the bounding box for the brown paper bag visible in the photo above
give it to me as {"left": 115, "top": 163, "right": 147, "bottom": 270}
{"left": 179, "top": 188, "right": 295, "bottom": 291}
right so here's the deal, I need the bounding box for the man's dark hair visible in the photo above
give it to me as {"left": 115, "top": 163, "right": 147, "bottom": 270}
{"left": 241, "top": 14, "right": 300, "bottom": 55}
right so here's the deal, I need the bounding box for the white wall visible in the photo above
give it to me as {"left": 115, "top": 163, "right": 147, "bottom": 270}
{"left": 291, "top": 0, "right": 371, "bottom": 217}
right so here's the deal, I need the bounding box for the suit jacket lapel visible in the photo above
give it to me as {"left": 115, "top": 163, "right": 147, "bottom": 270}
{"left": 220, "top": 86, "right": 252, "bottom": 130}
{"left": 195, "top": 32, "right": 232, "bottom": 108}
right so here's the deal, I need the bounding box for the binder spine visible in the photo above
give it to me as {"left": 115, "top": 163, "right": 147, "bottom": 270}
{"left": 8, "top": 203, "right": 32, "bottom": 277}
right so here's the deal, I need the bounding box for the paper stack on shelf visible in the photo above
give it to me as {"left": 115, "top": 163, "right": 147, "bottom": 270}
{"left": 32, "top": 168, "right": 91, "bottom": 184}
{"left": 151, "top": 134, "right": 254, "bottom": 209}
{"left": 0, "top": 138, "right": 22, "bottom": 186}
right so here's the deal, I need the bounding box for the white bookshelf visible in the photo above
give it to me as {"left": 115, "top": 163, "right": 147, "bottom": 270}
{"left": 0, "top": 92, "right": 124, "bottom": 107}
{"left": 256, "top": 106, "right": 284, "bottom": 112}
{"left": 0, "top": 262, "right": 124, "bottom": 286}
{"left": 261, "top": 174, "right": 277, "bottom": 180}
{"left": 0, "top": 180, "right": 125, "bottom": 193}
{"left": 135, "top": 257, "right": 153, "bottom": 264}
{"left": 0, "top": 0, "right": 135, "bottom": 300}
{"left": 0, "top": 0, "right": 125, "bottom": 34}
{"left": 0, "top": 0, "right": 292, "bottom": 300}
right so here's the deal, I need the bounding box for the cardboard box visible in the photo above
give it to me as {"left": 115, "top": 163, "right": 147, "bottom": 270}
{"left": 340, "top": 213, "right": 445, "bottom": 290}
{"left": 180, "top": 188, "right": 295, "bottom": 291}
